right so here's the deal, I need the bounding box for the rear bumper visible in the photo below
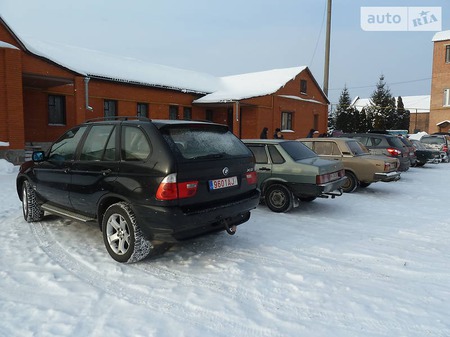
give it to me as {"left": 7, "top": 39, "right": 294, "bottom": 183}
{"left": 132, "top": 189, "right": 260, "bottom": 242}
{"left": 397, "top": 157, "right": 410, "bottom": 171}
{"left": 374, "top": 171, "right": 401, "bottom": 182}
{"left": 289, "top": 176, "right": 346, "bottom": 198}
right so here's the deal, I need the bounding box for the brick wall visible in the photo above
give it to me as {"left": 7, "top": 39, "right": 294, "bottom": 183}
{"left": 430, "top": 40, "right": 450, "bottom": 133}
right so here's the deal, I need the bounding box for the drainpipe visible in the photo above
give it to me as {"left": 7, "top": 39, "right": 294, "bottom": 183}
{"left": 84, "top": 77, "right": 93, "bottom": 111}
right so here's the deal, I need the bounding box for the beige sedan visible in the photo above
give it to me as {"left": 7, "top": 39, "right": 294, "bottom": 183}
{"left": 299, "top": 137, "right": 401, "bottom": 193}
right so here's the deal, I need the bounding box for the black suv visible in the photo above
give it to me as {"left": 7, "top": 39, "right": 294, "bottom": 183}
{"left": 17, "top": 118, "right": 260, "bottom": 263}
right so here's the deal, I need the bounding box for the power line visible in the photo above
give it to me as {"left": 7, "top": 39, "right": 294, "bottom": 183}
{"left": 328, "top": 77, "right": 432, "bottom": 91}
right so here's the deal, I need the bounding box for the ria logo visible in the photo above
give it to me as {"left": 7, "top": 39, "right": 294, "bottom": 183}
{"left": 361, "top": 7, "right": 442, "bottom": 31}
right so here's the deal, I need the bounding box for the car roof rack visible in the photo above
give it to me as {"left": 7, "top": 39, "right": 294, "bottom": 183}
{"left": 84, "top": 116, "right": 152, "bottom": 123}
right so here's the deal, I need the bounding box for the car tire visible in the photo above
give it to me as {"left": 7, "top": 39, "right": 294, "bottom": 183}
{"left": 265, "top": 184, "right": 293, "bottom": 213}
{"left": 342, "top": 171, "right": 358, "bottom": 193}
{"left": 22, "top": 180, "right": 44, "bottom": 222}
{"left": 102, "top": 202, "right": 152, "bottom": 263}
{"left": 359, "top": 182, "right": 371, "bottom": 188}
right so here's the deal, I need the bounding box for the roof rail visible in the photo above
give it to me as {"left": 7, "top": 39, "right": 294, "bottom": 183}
{"left": 84, "top": 116, "right": 152, "bottom": 123}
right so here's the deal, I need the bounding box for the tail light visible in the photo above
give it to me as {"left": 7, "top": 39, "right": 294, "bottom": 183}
{"left": 387, "top": 148, "right": 401, "bottom": 157}
{"left": 443, "top": 145, "right": 448, "bottom": 153}
{"left": 316, "top": 169, "right": 345, "bottom": 185}
{"left": 156, "top": 173, "right": 198, "bottom": 200}
{"left": 245, "top": 170, "right": 257, "bottom": 185}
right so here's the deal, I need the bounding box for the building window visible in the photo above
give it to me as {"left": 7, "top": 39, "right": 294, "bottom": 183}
{"left": 104, "top": 100, "right": 117, "bottom": 118}
{"left": 48, "top": 95, "right": 66, "bottom": 125}
{"left": 446, "top": 45, "right": 450, "bottom": 63}
{"left": 169, "top": 105, "right": 178, "bottom": 120}
{"left": 183, "top": 107, "right": 192, "bottom": 120}
{"left": 444, "top": 89, "right": 450, "bottom": 107}
{"left": 281, "top": 112, "right": 293, "bottom": 130}
{"left": 137, "top": 103, "right": 148, "bottom": 117}
{"left": 300, "top": 80, "right": 307, "bottom": 94}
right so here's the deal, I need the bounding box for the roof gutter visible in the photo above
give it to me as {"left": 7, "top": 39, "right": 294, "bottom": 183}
{"left": 84, "top": 77, "right": 93, "bottom": 111}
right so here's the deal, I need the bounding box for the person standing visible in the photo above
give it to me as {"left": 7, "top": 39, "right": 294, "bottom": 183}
{"left": 306, "top": 128, "right": 316, "bottom": 138}
{"left": 260, "top": 127, "right": 268, "bottom": 139}
{"left": 273, "top": 128, "right": 284, "bottom": 139}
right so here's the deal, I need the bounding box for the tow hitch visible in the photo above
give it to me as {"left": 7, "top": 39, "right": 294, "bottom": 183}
{"left": 221, "top": 219, "right": 237, "bottom": 235}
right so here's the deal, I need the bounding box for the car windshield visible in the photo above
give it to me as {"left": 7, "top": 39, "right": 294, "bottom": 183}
{"left": 280, "top": 141, "right": 317, "bottom": 160}
{"left": 160, "top": 124, "right": 251, "bottom": 161}
{"left": 421, "top": 136, "right": 445, "bottom": 145}
{"left": 346, "top": 140, "right": 369, "bottom": 155}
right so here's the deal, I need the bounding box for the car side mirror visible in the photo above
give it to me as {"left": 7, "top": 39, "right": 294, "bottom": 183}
{"left": 32, "top": 151, "right": 45, "bottom": 162}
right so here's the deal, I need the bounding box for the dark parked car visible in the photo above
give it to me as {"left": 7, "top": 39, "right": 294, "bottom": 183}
{"left": 17, "top": 118, "right": 260, "bottom": 263}
{"left": 398, "top": 136, "right": 417, "bottom": 167}
{"left": 341, "top": 133, "right": 410, "bottom": 171}
{"left": 410, "top": 139, "right": 441, "bottom": 166}
{"left": 243, "top": 139, "right": 346, "bottom": 212}
{"left": 420, "top": 134, "right": 449, "bottom": 163}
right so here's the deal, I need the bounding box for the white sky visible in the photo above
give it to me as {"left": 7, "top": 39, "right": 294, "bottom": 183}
{"left": 0, "top": 0, "right": 449, "bottom": 104}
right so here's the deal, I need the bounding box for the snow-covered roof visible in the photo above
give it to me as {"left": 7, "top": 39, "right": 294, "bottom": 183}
{"left": 432, "top": 30, "right": 450, "bottom": 42}
{"left": 351, "top": 95, "right": 430, "bottom": 113}
{"left": 193, "top": 67, "right": 307, "bottom": 103}
{"left": 0, "top": 16, "right": 314, "bottom": 103}
{"left": 22, "top": 38, "right": 220, "bottom": 94}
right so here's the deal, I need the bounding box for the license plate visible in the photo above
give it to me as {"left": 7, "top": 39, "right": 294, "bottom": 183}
{"left": 329, "top": 172, "right": 339, "bottom": 180}
{"left": 209, "top": 176, "right": 238, "bottom": 190}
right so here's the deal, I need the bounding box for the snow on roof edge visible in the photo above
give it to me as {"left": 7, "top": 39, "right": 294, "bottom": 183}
{"left": 432, "top": 30, "right": 450, "bottom": 42}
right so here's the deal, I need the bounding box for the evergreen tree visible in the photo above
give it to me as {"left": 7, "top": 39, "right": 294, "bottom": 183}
{"left": 334, "top": 86, "right": 364, "bottom": 132}
{"left": 395, "top": 96, "right": 410, "bottom": 131}
{"left": 367, "top": 75, "right": 396, "bottom": 130}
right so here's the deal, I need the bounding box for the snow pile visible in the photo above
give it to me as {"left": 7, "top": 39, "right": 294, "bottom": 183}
{"left": 0, "top": 159, "right": 14, "bottom": 174}
{"left": 408, "top": 131, "right": 428, "bottom": 140}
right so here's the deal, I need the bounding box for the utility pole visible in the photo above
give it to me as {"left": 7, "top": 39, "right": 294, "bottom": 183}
{"left": 323, "top": 0, "right": 332, "bottom": 97}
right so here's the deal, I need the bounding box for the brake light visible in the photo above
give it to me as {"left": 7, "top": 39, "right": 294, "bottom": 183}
{"left": 156, "top": 173, "right": 198, "bottom": 200}
{"left": 387, "top": 148, "right": 401, "bottom": 157}
{"left": 316, "top": 169, "right": 344, "bottom": 184}
{"left": 245, "top": 171, "right": 257, "bottom": 185}
{"left": 443, "top": 145, "right": 448, "bottom": 153}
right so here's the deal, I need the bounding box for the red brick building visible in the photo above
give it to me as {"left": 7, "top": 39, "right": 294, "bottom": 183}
{"left": 0, "top": 17, "right": 329, "bottom": 163}
{"left": 430, "top": 30, "right": 450, "bottom": 133}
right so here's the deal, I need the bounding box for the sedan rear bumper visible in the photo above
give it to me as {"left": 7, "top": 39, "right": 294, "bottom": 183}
{"left": 374, "top": 171, "right": 401, "bottom": 182}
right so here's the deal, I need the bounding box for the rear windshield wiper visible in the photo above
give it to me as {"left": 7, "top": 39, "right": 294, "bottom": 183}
{"left": 191, "top": 152, "right": 226, "bottom": 160}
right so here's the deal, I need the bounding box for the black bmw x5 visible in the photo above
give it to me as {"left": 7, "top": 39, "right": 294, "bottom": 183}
{"left": 17, "top": 117, "right": 260, "bottom": 263}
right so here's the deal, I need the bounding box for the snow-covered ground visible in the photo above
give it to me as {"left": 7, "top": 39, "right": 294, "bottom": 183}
{"left": 1, "top": 158, "right": 450, "bottom": 337}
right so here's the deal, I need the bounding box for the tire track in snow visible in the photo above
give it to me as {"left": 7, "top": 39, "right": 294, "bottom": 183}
{"left": 21, "top": 215, "right": 443, "bottom": 337}
{"left": 26, "top": 218, "right": 285, "bottom": 337}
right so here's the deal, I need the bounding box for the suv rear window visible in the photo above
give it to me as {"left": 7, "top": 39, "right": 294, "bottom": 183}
{"left": 161, "top": 124, "right": 250, "bottom": 161}
{"left": 388, "top": 136, "right": 407, "bottom": 148}
{"left": 421, "top": 136, "right": 445, "bottom": 145}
